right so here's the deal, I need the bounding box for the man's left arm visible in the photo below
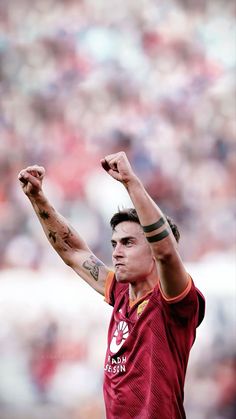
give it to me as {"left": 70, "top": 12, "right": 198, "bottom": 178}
{"left": 101, "top": 151, "right": 189, "bottom": 299}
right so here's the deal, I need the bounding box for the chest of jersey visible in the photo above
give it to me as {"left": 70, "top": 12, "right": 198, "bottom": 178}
{"left": 104, "top": 290, "right": 171, "bottom": 377}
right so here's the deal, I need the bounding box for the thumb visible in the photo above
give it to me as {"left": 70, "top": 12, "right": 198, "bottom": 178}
{"left": 18, "top": 172, "right": 41, "bottom": 188}
{"left": 100, "top": 159, "right": 123, "bottom": 181}
{"left": 101, "top": 159, "right": 110, "bottom": 172}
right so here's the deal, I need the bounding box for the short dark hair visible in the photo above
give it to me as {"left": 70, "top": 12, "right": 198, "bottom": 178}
{"left": 110, "top": 208, "right": 180, "bottom": 243}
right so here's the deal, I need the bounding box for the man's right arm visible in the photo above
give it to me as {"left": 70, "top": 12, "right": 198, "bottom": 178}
{"left": 18, "top": 165, "right": 109, "bottom": 296}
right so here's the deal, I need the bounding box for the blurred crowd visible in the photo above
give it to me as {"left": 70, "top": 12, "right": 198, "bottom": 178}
{"left": 0, "top": 0, "right": 236, "bottom": 418}
{"left": 0, "top": 0, "right": 235, "bottom": 269}
{"left": 0, "top": 271, "right": 108, "bottom": 419}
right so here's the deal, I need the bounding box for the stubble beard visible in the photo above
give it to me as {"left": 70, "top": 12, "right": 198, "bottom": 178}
{"left": 115, "top": 266, "right": 130, "bottom": 283}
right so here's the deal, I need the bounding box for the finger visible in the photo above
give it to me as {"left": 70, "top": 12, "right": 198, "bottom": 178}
{"left": 18, "top": 166, "right": 45, "bottom": 182}
{"left": 104, "top": 152, "right": 125, "bottom": 161}
{"left": 19, "top": 176, "right": 28, "bottom": 185}
{"left": 31, "top": 167, "right": 45, "bottom": 178}
{"left": 103, "top": 153, "right": 117, "bottom": 161}
{"left": 102, "top": 154, "right": 119, "bottom": 168}
{"left": 101, "top": 159, "right": 110, "bottom": 172}
{"left": 18, "top": 170, "right": 28, "bottom": 182}
{"left": 18, "top": 172, "right": 40, "bottom": 187}
{"left": 108, "top": 158, "right": 120, "bottom": 172}
{"left": 22, "top": 166, "right": 45, "bottom": 178}
{"left": 101, "top": 157, "right": 119, "bottom": 172}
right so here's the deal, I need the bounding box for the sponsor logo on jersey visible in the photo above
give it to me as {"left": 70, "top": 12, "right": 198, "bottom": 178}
{"left": 110, "top": 320, "right": 129, "bottom": 354}
{"left": 104, "top": 355, "right": 127, "bottom": 374}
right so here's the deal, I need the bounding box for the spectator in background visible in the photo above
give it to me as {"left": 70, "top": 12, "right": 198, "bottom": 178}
{"left": 29, "top": 320, "right": 59, "bottom": 403}
{"left": 0, "top": 0, "right": 235, "bottom": 269}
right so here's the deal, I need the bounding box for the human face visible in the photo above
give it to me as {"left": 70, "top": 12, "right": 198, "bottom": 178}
{"left": 111, "top": 221, "right": 155, "bottom": 283}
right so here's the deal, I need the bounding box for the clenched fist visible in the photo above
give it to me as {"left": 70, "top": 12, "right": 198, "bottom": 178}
{"left": 18, "top": 165, "right": 45, "bottom": 197}
{"left": 101, "top": 152, "right": 137, "bottom": 186}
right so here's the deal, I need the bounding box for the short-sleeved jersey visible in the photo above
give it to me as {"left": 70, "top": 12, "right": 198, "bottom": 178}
{"left": 103, "top": 272, "right": 205, "bottom": 419}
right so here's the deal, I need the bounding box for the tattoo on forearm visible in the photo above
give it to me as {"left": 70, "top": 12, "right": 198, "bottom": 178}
{"left": 82, "top": 255, "right": 104, "bottom": 281}
{"left": 146, "top": 229, "right": 169, "bottom": 243}
{"left": 142, "top": 217, "right": 165, "bottom": 233}
{"left": 48, "top": 230, "right": 57, "bottom": 243}
{"left": 39, "top": 210, "right": 50, "bottom": 220}
{"left": 62, "top": 227, "right": 73, "bottom": 248}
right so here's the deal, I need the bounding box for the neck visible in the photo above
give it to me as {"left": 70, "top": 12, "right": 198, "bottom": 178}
{"left": 129, "top": 262, "right": 158, "bottom": 302}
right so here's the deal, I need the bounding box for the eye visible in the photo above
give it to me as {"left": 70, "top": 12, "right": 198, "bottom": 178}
{"left": 111, "top": 241, "right": 116, "bottom": 248}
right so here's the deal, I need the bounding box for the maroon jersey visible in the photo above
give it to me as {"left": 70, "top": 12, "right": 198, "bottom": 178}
{"left": 103, "top": 272, "right": 205, "bottom": 419}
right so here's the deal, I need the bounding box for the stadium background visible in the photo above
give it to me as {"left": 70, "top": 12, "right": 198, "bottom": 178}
{"left": 0, "top": 0, "right": 235, "bottom": 418}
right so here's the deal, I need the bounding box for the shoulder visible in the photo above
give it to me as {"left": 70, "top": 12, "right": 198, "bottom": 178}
{"left": 153, "top": 277, "right": 205, "bottom": 327}
{"left": 104, "top": 271, "right": 129, "bottom": 307}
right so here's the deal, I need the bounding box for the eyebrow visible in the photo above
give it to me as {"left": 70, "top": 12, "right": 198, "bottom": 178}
{"left": 111, "top": 235, "right": 136, "bottom": 244}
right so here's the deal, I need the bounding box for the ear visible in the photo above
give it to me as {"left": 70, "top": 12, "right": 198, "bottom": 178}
{"left": 151, "top": 257, "right": 158, "bottom": 275}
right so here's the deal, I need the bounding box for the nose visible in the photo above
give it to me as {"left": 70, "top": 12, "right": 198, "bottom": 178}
{"left": 112, "top": 243, "right": 124, "bottom": 259}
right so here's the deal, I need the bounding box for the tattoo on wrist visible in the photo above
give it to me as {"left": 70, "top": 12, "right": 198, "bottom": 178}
{"left": 82, "top": 255, "right": 104, "bottom": 281}
{"left": 39, "top": 210, "right": 50, "bottom": 220}
{"left": 48, "top": 230, "right": 57, "bottom": 243}
{"left": 146, "top": 229, "right": 169, "bottom": 243}
{"left": 142, "top": 217, "right": 165, "bottom": 233}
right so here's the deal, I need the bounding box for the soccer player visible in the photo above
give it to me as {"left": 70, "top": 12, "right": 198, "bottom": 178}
{"left": 18, "top": 151, "right": 205, "bottom": 419}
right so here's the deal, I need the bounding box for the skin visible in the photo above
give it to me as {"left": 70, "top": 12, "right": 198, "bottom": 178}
{"left": 111, "top": 221, "right": 158, "bottom": 301}
{"left": 101, "top": 152, "right": 189, "bottom": 299}
{"left": 18, "top": 152, "right": 189, "bottom": 301}
{"left": 18, "top": 165, "right": 109, "bottom": 296}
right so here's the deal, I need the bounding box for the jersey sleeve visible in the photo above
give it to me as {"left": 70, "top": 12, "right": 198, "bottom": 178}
{"left": 104, "top": 271, "right": 116, "bottom": 306}
{"left": 157, "top": 277, "right": 205, "bottom": 328}
{"left": 104, "top": 271, "right": 128, "bottom": 307}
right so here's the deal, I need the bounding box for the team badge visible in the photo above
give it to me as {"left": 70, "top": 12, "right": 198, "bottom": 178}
{"left": 137, "top": 300, "right": 149, "bottom": 317}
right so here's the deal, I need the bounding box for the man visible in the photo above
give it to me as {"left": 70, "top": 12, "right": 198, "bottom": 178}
{"left": 18, "top": 151, "right": 205, "bottom": 419}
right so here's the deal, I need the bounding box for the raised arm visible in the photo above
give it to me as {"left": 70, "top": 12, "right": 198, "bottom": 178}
{"left": 18, "top": 165, "right": 109, "bottom": 296}
{"left": 101, "top": 152, "right": 189, "bottom": 299}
